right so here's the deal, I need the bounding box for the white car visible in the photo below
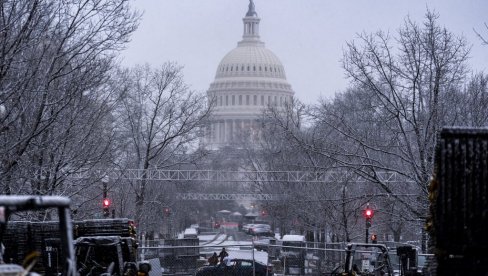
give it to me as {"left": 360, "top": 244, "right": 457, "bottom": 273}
{"left": 242, "top": 223, "right": 256, "bottom": 233}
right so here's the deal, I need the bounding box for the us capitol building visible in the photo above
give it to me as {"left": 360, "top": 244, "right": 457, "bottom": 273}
{"left": 205, "top": 0, "right": 295, "bottom": 149}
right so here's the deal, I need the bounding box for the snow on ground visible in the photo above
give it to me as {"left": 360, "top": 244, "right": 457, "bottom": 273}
{"left": 199, "top": 234, "right": 217, "bottom": 242}
{"left": 199, "top": 233, "right": 263, "bottom": 263}
{"left": 227, "top": 249, "right": 268, "bottom": 265}
{"left": 219, "top": 239, "right": 252, "bottom": 246}
{"left": 204, "top": 233, "right": 228, "bottom": 245}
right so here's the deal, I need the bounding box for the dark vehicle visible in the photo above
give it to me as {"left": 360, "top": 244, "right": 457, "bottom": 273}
{"left": 75, "top": 236, "right": 138, "bottom": 276}
{"left": 0, "top": 197, "right": 147, "bottom": 276}
{"left": 0, "top": 196, "right": 77, "bottom": 275}
{"left": 279, "top": 235, "right": 306, "bottom": 275}
{"left": 72, "top": 218, "right": 139, "bottom": 275}
{"left": 195, "top": 259, "right": 272, "bottom": 276}
{"left": 428, "top": 127, "right": 488, "bottom": 275}
{"left": 331, "top": 243, "right": 393, "bottom": 276}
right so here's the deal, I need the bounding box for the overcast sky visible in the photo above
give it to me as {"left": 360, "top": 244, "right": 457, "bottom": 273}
{"left": 122, "top": 0, "right": 488, "bottom": 104}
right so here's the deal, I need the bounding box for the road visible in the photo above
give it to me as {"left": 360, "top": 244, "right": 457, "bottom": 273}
{"left": 198, "top": 227, "right": 269, "bottom": 264}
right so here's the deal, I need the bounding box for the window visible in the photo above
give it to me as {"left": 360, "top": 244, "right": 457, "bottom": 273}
{"left": 219, "top": 96, "right": 222, "bottom": 106}
{"left": 261, "top": 95, "right": 264, "bottom": 105}
{"left": 268, "top": 95, "right": 271, "bottom": 104}
{"left": 240, "top": 261, "right": 252, "bottom": 268}
{"left": 265, "top": 66, "right": 267, "bottom": 71}
{"left": 239, "top": 95, "right": 242, "bottom": 105}
{"left": 259, "top": 66, "right": 262, "bottom": 71}
{"left": 253, "top": 66, "right": 256, "bottom": 71}
{"left": 241, "top": 66, "right": 244, "bottom": 71}
{"left": 253, "top": 95, "right": 257, "bottom": 105}
{"left": 232, "top": 95, "right": 235, "bottom": 105}
{"left": 246, "top": 95, "right": 250, "bottom": 105}
{"left": 225, "top": 95, "right": 228, "bottom": 105}
{"left": 247, "top": 66, "right": 250, "bottom": 71}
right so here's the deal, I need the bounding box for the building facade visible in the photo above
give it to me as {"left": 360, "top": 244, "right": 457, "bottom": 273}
{"left": 205, "top": 0, "right": 295, "bottom": 149}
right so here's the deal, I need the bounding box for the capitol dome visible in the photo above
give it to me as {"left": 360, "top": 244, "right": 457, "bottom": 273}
{"left": 215, "top": 46, "right": 287, "bottom": 80}
{"left": 205, "top": 0, "right": 294, "bottom": 149}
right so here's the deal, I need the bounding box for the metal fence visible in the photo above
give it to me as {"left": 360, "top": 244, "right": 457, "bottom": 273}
{"left": 138, "top": 239, "right": 349, "bottom": 275}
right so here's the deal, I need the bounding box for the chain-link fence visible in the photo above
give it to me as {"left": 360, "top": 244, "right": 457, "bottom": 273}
{"left": 138, "top": 237, "right": 349, "bottom": 275}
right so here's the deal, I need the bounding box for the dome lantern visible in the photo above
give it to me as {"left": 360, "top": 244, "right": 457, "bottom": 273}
{"left": 240, "top": 0, "right": 262, "bottom": 46}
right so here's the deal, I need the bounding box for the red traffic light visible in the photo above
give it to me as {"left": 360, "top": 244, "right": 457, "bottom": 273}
{"left": 363, "top": 208, "right": 374, "bottom": 219}
{"left": 164, "top": 208, "right": 171, "bottom": 215}
{"left": 371, "top": 234, "right": 378, "bottom": 243}
{"left": 103, "top": 198, "right": 110, "bottom": 208}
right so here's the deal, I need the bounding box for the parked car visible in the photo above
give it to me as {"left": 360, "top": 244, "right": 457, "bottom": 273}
{"left": 183, "top": 227, "right": 198, "bottom": 238}
{"left": 242, "top": 223, "right": 256, "bottom": 233}
{"left": 249, "top": 224, "right": 273, "bottom": 236}
{"left": 195, "top": 259, "right": 272, "bottom": 276}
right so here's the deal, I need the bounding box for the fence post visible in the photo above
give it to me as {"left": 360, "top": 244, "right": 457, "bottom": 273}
{"left": 252, "top": 239, "right": 256, "bottom": 276}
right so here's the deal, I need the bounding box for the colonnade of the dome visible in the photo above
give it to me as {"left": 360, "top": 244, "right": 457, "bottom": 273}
{"left": 207, "top": 118, "right": 261, "bottom": 146}
{"left": 210, "top": 91, "right": 292, "bottom": 107}
{"left": 216, "top": 63, "right": 285, "bottom": 78}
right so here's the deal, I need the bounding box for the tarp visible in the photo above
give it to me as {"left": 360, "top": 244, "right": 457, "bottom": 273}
{"left": 75, "top": 236, "right": 121, "bottom": 246}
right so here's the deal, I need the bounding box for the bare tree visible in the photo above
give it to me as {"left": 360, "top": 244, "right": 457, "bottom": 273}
{"left": 458, "top": 73, "right": 488, "bottom": 126}
{"left": 0, "top": 0, "right": 139, "bottom": 198}
{"left": 256, "top": 11, "right": 471, "bottom": 242}
{"left": 333, "top": 10, "right": 469, "bottom": 218}
{"left": 474, "top": 22, "right": 488, "bottom": 45}
{"left": 114, "top": 63, "right": 212, "bottom": 228}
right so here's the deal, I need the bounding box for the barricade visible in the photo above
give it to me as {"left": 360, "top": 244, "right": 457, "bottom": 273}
{"left": 138, "top": 238, "right": 348, "bottom": 275}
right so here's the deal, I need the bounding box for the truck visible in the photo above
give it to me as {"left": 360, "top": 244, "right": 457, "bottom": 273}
{"left": 427, "top": 127, "right": 488, "bottom": 275}
{"left": 1, "top": 214, "right": 141, "bottom": 275}
{"left": 73, "top": 219, "right": 139, "bottom": 276}
{"left": 279, "top": 234, "right": 306, "bottom": 275}
{"left": 330, "top": 243, "right": 393, "bottom": 276}
{"left": 0, "top": 195, "right": 77, "bottom": 275}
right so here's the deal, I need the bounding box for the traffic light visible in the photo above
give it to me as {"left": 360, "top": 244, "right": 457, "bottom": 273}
{"left": 103, "top": 198, "right": 110, "bottom": 208}
{"left": 102, "top": 181, "right": 110, "bottom": 217}
{"left": 164, "top": 207, "right": 171, "bottom": 216}
{"left": 371, "top": 234, "right": 378, "bottom": 244}
{"left": 363, "top": 204, "right": 374, "bottom": 243}
{"left": 103, "top": 198, "right": 110, "bottom": 217}
{"left": 363, "top": 207, "right": 374, "bottom": 220}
